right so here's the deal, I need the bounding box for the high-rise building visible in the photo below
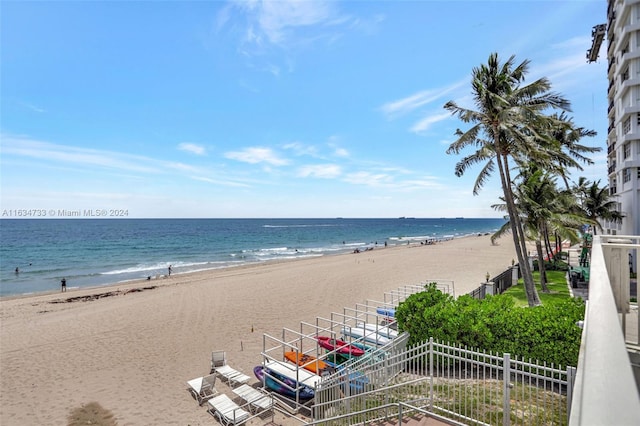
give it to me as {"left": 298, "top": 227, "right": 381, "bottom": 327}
{"left": 598, "top": 0, "right": 640, "bottom": 236}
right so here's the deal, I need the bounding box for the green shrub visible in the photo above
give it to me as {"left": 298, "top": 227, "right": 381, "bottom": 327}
{"left": 396, "top": 284, "right": 584, "bottom": 366}
{"left": 533, "top": 258, "right": 569, "bottom": 272}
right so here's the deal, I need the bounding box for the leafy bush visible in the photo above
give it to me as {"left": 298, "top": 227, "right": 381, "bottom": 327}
{"left": 396, "top": 283, "right": 584, "bottom": 366}
{"left": 533, "top": 258, "right": 570, "bottom": 272}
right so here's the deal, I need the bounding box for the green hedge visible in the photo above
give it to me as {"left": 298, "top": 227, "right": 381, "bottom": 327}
{"left": 395, "top": 283, "right": 584, "bottom": 366}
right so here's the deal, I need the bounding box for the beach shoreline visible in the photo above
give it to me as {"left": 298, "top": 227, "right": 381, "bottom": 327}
{"left": 0, "top": 234, "right": 517, "bottom": 425}
{"left": 1, "top": 217, "right": 506, "bottom": 298}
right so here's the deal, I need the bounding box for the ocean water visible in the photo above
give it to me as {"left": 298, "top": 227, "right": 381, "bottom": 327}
{"left": 0, "top": 218, "right": 505, "bottom": 297}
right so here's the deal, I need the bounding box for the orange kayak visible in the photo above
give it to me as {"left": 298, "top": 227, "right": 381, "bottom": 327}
{"left": 284, "top": 351, "right": 334, "bottom": 375}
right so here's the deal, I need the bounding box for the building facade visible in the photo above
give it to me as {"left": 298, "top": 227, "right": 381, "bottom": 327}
{"left": 604, "top": 0, "right": 640, "bottom": 236}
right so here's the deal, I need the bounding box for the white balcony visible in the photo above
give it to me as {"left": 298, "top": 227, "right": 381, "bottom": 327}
{"left": 569, "top": 235, "right": 640, "bottom": 425}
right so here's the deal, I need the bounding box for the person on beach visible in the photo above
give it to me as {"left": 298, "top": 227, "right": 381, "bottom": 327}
{"left": 168, "top": 265, "right": 172, "bottom": 276}
{"left": 61, "top": 278, "right": 66, "bottom": 292}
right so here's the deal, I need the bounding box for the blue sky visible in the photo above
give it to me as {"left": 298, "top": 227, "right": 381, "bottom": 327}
{"left": 1, "top": 0, "right": 607, "bottom": 218}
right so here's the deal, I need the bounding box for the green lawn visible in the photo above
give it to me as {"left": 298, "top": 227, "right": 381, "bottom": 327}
{"left": 502, "top": 270, "right": 573, "bottom": 307}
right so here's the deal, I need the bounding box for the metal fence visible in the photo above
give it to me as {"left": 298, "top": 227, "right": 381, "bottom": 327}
{"left": 470, "top": 266, "right": 519, "bottom": 300}
{"left": 492, "top": 266, "right": 519, "bottom": 295}
{"left": 313, "top": 337, "right": 575, "bottom": 426}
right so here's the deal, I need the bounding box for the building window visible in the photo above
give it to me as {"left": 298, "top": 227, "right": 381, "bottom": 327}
{"left": 622, "top": 67, "right": 630, "bottom": 82}
{"left": 623, "top": 168, "right": 631, "bottom": 183}
{"left": 623, "top": 116, "right": 631, "bottom": 133}
{"left": 624, "top": 142, "right": 631, "bottom": 159}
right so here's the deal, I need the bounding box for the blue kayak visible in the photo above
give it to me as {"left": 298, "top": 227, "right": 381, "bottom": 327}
{"left": 376, "top": 306, "right": 396, "bottom": 317}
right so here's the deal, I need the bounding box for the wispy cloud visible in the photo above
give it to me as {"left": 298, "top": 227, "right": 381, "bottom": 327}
{"left": 178, "top": 142, "right": 206, "bottom": 155}
{"left": 1, "top": 135, "right": 160, "bottom": 174}
{"left": 341, "top": 166, "right": 443, "bottom": 191}
{"left": 410, "top": 111, "right": 452, "bottom": 134}
{"left": 380, "top": 80, "right": 467, "bottom": 118}
{"left": 333, "top": 147, "right": 349, "bottom": 158}
{"left": 167, "top": 162, "right": 200, "bottom": 173}
{"left": 0, "top": 134, "right": 251, "bottom": 188}
{"left": 224, "top": 146, "right": 290, "bottom": 166}
{"left": 220, "top": 0, "right": 367, "bottom": 62}
{"left": 343, "top": 171, "right": 393, "bottom": 187}
{"left": 530, "top": 36, "right": 604, "bottom": 93}
{"left": 326, "top": 137, "right": 349, "bottom": 158}
{"left": 248, "top": 0, "right": 334, "bottom": 45}
{"left": 297, "top": 163, "right": 341, "bottom": 178}
{"left": 19, "top": 101, "right": 46, "bottom": 113}
{"left": 190, "top": 175, "right": 251, "bottom": 187}
{"left": 282, "top": 141, "right": 319, "bottom": 157}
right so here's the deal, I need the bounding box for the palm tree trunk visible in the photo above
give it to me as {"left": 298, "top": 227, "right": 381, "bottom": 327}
{"left": 536, "top": 239, "right": 550, "bottom": 293}
{"left": 495, "top": 143, "right": 540, "bottom": 306}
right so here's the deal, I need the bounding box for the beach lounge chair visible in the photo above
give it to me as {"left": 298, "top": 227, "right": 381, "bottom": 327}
{"left": 211, "top": 350, "right": 228, "bottom": 372}
{"left": 187, "top": 373, "right": 218, "bottom": 406}
{"left": 210, "top": 350, "right": 251, "bottom": 387}
{"left": 232, "top": 384, "right": 273, "bottom": 413}
{"left": 207, "top": 393, "right": 251, "bottom": 426}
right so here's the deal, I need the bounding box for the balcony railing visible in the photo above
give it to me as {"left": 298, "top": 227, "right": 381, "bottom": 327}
{"left": 569, "top": 235, "right": 640, "bottom": 425}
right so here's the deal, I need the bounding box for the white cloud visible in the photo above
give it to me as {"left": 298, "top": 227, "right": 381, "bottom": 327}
{"left": 220, "top": 0, "right": 368, "bottom": 64}
{"left": 282, "top": 141, "right": 319, "bottom": 157}
{"left": 190, "top": 176, "right": 251, "bottom": 187}
{"left": 167, "top": 162, "right": 200, "bottom": 173}
{"left": 1, "top": 135, "right": 160, "bottom": 174}
{"left": 20, "top": 101, "right": 46, "bottom": 113}
{"left": 380, "top": 80, "right": 467, "bottom": 118}
{"left": 0, "top": 134, "right": 254, "bottom": 189}
{"left": 255, "top": 0, "right": 334, "bottom": 45}
{"left": 227, "top": 0, "right": 339, "bottom": 48}
{"left": 333, "top": 147, "right": 349, "bottom": 158}
{"left": 178, "top": 142, "right": 206, "bottom": 155}
{"left": 410, "top": 111, "right": 452, "bottom": 134}
{"left": 297, "top": 164, "right": 341, "bottom": 178}
{"left": 224, "top": 146, "right": 290, "bottom": 166}
{"left": 343, "top": 171, "right": 393, "bottom": 187}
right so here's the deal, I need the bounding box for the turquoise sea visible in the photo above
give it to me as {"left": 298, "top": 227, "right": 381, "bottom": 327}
{"left": 0, "top": 218, "right": 505, "bottom": 297}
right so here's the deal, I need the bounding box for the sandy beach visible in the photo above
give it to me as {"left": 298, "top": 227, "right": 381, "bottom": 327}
{"left": 0, "top": 234, "right": 517, "bottom": 425}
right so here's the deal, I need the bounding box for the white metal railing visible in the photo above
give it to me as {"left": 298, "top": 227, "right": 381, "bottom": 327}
{"left": 314, "top": 338, "right": 574, "bottom": 425}
{"left": 569, "top": 235, "right": 640, "bottom": 426}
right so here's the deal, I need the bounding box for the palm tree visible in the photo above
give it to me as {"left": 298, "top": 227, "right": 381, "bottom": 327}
{"left": 546, "top": 113, "right": 600, "bottom": 190}
{"left": 445, "top": 53, "right": 571, "bottom": 307}
{"left": 576, "top": 179, "right": 623, "bottom": 234}
{"left": 518, "top": 167, "right": 583, "bottom": 291}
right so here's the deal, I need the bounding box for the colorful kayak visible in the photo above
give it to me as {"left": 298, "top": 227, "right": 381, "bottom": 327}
{"left": 284, "top": 352, "right": 371, "bottom": 393}
{"left": 284, "top": 351, "right": 337, "bottom": 375}
{"left": 253, "top": 365, "right": 315, "bottom": 400}
{"left": 342, "top": 326, "right": 391, "bottom": 346}
{"left": 316, "top": 336, "right": 365, "bottom": 357}
{"left": 357, "top": 322, "right": 398, "bottom": 339}
{"left": 376, "top": 306, "right": 396, "bottom": 318}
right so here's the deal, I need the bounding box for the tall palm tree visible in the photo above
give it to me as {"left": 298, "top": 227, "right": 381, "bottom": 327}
{"left": 576, "top": 179, "right": 623, "bottom": 234}
{"left": 546, "top": 113, "right": 600, "bottom": 190}
{"left": 518, "top": 167, "right": 584, "bottom": 290}
{"left": 445, "top": 53, "right": 571, "bottom": 307}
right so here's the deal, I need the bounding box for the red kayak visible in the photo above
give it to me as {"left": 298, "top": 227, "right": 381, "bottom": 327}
{"left": 316, "top": 336, "right": 365, "bottom": 357}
